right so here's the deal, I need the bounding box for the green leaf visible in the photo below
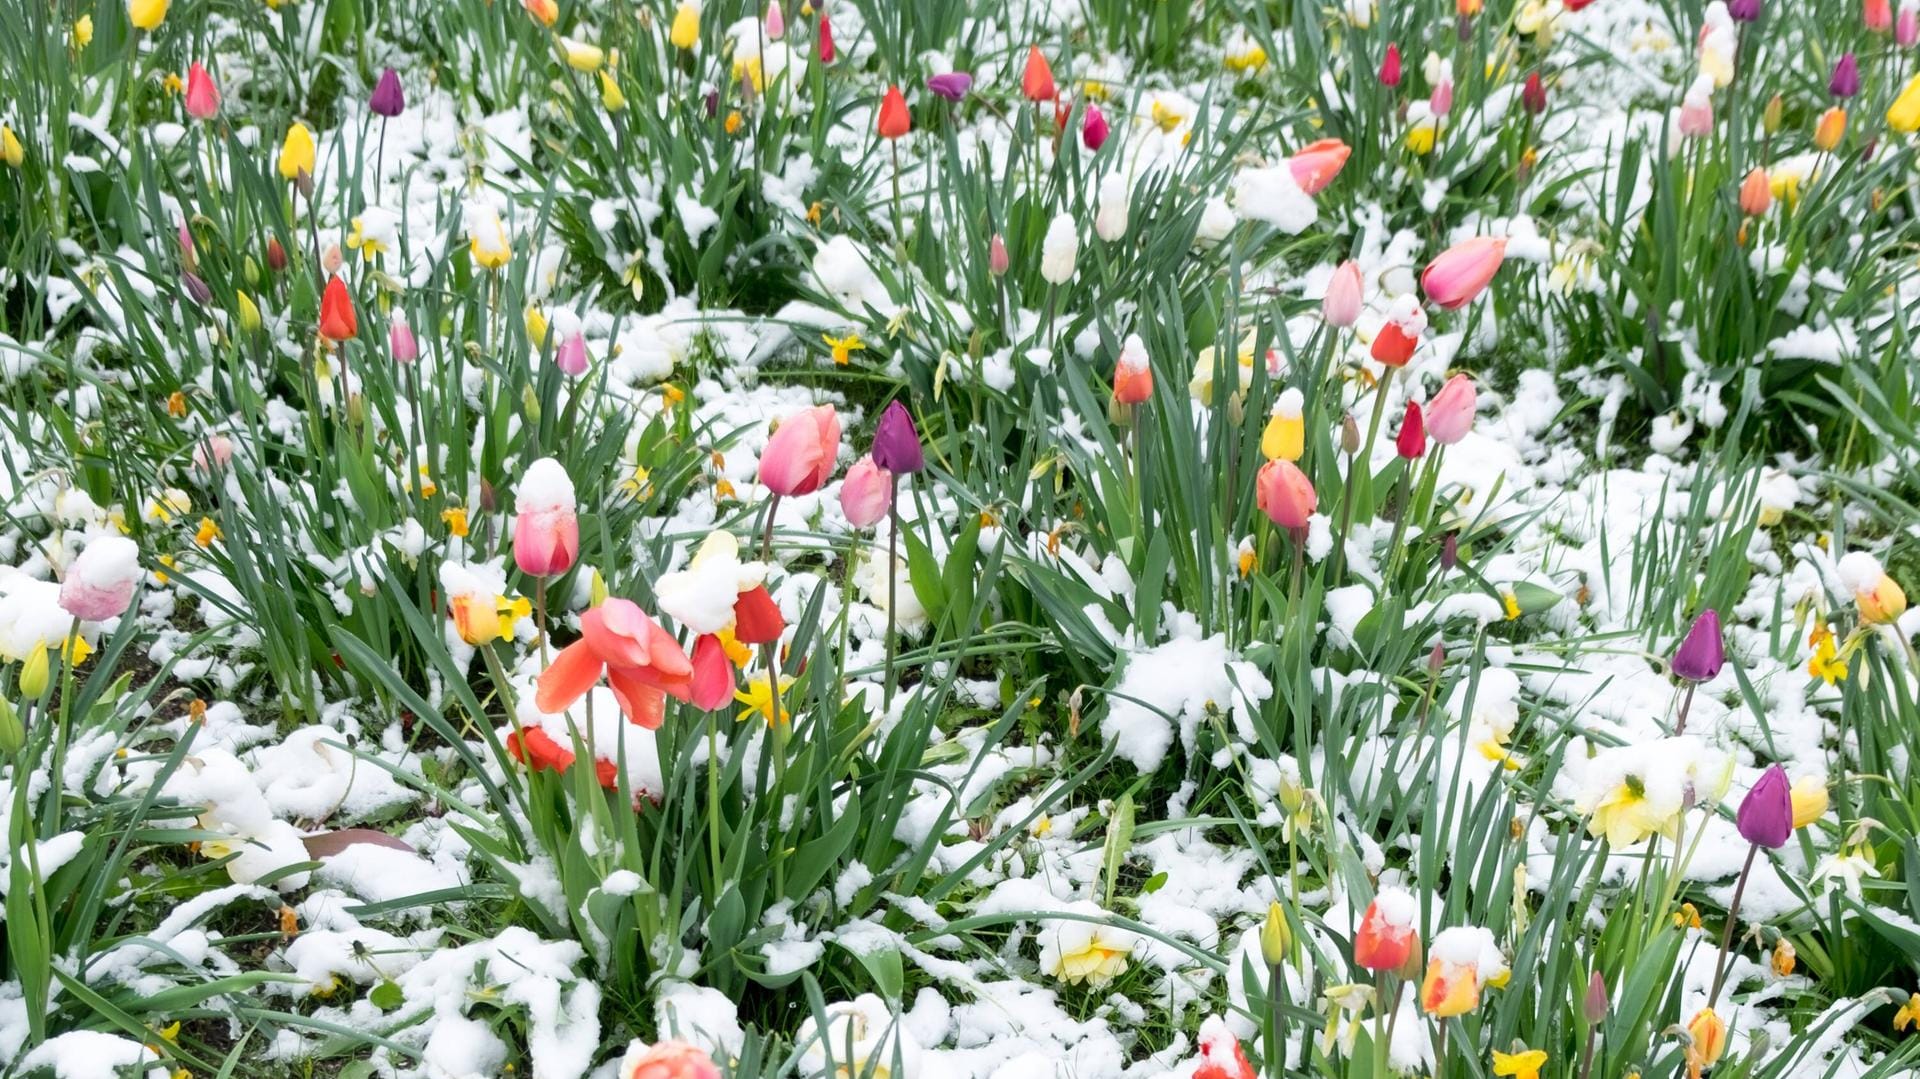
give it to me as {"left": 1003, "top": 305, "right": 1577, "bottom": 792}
{"left": 1101, "top": 793, "right": 1135, "bottom": 908}
{"left": 369, "top": 980, "right": 404, "bottom": 1012}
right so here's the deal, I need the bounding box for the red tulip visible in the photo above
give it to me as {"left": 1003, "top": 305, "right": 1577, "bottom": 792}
{"left": 877, "top": 85, "right": 910, "bottom": 139}
{"left": 1371, "top": 321, "right": 1419, "bottom": 367}
{"left": 318, "top": 275, "right": 357, "bottom": 342}
{"left": 1021, "top": 45, "right": 1056, "bottom": 102}
{"left": 1353, "top": 893, "right": 1419, "bottom": 971}
{"left": 1395, "top": 401, "right": 1427, "bottom": 458}
{"left": 1380, "top": 44, "right": 1402, "bottom": 87}
{"left": 689, "top": 633, "right": 735, "bottom": 711}
{"left": 534, "top": 599, "right": 694, "bottom": 727}
{"left": 731, "top": 584, "right": 785, "bottom": 645}
{"left": 817, "top": 11, "right": 835, "bottom": 63}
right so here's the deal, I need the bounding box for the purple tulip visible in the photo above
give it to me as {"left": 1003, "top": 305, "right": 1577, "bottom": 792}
{"left": 1736, "top": 765, "right": 1793, "bottom": 848}
{"left": 870, "top": 400, "right": 924, "bottom": 474}
{"left": 1728, "top": 0, "right": 1761, "bottom": 20}
{"left": 1829, "top": 53, "right": 1861, "bottom": 98}
{"left": 1671, "top": 609, "right": 1724, "bottom": 683}
{"left": 926, "top": 71, "right": 973, "bottom": 101}
{"left": 183, "top": 272, "right": 212, "bottom": 305}
{"left": 370, "top": 67, "right": 405, "bottom": 117}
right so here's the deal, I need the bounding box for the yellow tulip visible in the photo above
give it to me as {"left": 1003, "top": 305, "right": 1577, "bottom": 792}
{"left": 1857, "top": 572, "right": 1908, "bottom": 624}
{"left": 277, "top": 122, "right": 316, "bottom": 180}
{"left": 1814, "top": 107, "right": 1847, "bottom": 151}
{"left": 1, "top": 125, "right": 22, "bottom": 169}
{"left": 561, "top": 37, "right": 605, "bottom": 72}
{"left": 599, "top": 70, "right": 627, "bottom": 111}
{"left": 127, "top": 0, "right": 169, "bottom": 31}
{"left": 1888, "top": 75, "right": 1920, "bottom": 133}
{"left": 235, "top": 291, "right": 261, "bottom": 332}
{"left": 670, "top": 1, "right": 700, "bottom": 49}
{"left": 1686, "top": 1008, "right": 1726, "bottom": 1073}
{"left": 1790, "top": 776, "right": 1829, "bottom": 828}
{"left": 20, "top": 643, "right": 49, "bottom": 698}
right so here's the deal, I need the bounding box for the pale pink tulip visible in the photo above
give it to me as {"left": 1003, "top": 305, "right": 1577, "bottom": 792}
{"left": 1424, "top": 374, "right": 1477, "bottom": 444}
{"left": 1287, "top": 139, "right": 1351, "bottom": 195}
{"left": 60, "top": 536, "right": 141, "bottom": 622}
{"left": 758, "top": 405, "right": 841, "bottom": 496}
{"left": 764, "top": 0, "right": 785, "bottom": 38}
{"left": 838, "top": 455, "right": 892, "bottom": 528}
{"left": 555, "top": 331, "right": 588, "bottom": 376}
{"left": 193, "top": 433, "right": 234, "bottom": 472}
{"left": 1323, "top": 260, "right": 1365, "bottom": 327}
{"left": 389, "top": 312, "right": 419, "bottom": 364}
{"left": 514, "top": 457, "right": 580, "bottom": 577}
{"left": 1420, "top": 237, "right": 1506, "bottom": 309}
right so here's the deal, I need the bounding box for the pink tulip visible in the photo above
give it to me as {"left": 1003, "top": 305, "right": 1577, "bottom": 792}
{"left": 689, "top": 634, "right": 735, "bottom": 711}
{"left": 1867, "top": 0, "right": 1893, "bottom": 30}
{"left": 185, "top": 62, "right": 221, "bottom": 121}
{"left": 758, "top": 405, "right": 841, "bottom": 497}
{"left": 1424, "top": 374, "right": 1477, "bottom": 444}
{"left": 839, "top": 455, "right": 892, "bottom": 528}
{"left": 514, "top": 457, "right": 580, "bottom": 577}
{"left": 1288, "top": 139, "right": 1351, "bottom": 195}
{"left": 622, "top": 1041, "right": 723, "bottom": 1079}
{"left": 1420, "top": 237, "right": 1506, "bottom": 310}
{"left": 1256, "top": 460, "right": 1317, "bottom": 531}
{"left": 1899, "top": 3, "right": 1918, "bottom": 44}
{"left": 555, "top": 330, "right": 588, "bottom": 376}
{"left": 1430, "top": 79, "right": 1454, "bottom": 117}
{"left": 59, "top": 536, "right": 141, "bottom": 622}
{"left": 1082, "top": 104, "right": 1110, "bottom": 150}
{"left": 389, "top": 312, "right": 419, "bottom": 364}
{"left": 536, "top": 600, "right": 693, "bottom": 727}
{"left": 1323, "top": 260, "right": 1365, "bottom": 327}
{"left": 764, "top": 0, "right": 785, "bottom": 39}
{"left": 193, "top": 433, "right": 234, "bottom": 472}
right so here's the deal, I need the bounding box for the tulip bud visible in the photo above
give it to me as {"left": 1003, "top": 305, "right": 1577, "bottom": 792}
{"left": 1789, "top": 776, "right": 1828, "bottom": 828}
{"left": 20, "top": 643, "right": 49, "bottom": 699}
{"left": 1341, "top": 414, "right": 1361, "bottom": 454}
{"left": 1395, "top": 401, "right": 1426, "bottom": 459}
{"left": 266, "top": 236, "right": 288, "bottom": 272}
{"left": 1583, "top": 971, "right": 1609, "bottom": 1023}
{"left": 1736, "top": 765, "right": 1794, "bottom": 848}
{"left": 1380, "top": 44, "right": 1402, "bottom": 87}
{"left": 1, "top": 125, "right": 23, "bottom": 169}
{"left": 1522, "top": 71, "right": 1547, "bottom": 115}
{"left": 1440, "top": 531, "right": 1458, "bottom": 571}
{"left": 988, "top": 234, "right": 1010, "bottom": 276}
{"left": 1260, "top": 902, "right": 1292, "bottom": 965}
{"left": 1322, "top": 260, "right": 1364, "bottom": 327}
{"left": 1762, "top": 94, "right": 1784, "bottom": 133}
{"left": 1899, "top": 1, "right": 1919, "bottom": 45}
{"left": 0, "top": 695, "right": 22, "bottom": 755}
{"left": 1815, "top": 106, "right": 1846, "bottom": 150}
{"left": 1082, "top": 104, "right": 1110, "bottom": 150}
{"left": 1830, "top": 53, "right": 1861, "bottom": 99}
{"left": 1739, "top": 167, "right": 1772, "bottom": 216}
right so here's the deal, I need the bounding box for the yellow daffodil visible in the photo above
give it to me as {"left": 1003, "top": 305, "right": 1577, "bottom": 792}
{"left": 128, "top": 0, "right": 169, "bottom": 31}
{"left": 1895, "top": 992, "right": 1920, "bottom": 1033}
{"left": 1807, "top": 625, "right": 1848, "bottom": 684}
{"left": 73, "top": 15, "right": 93, "bottom": 46}
{"left": 194, "top": 516, "right": 221, "bottom": 547}
{"left": 1149, "top": 99, "right": 1184, "bottom": 133}
{"left": 823, "top": 332, "right": 865, "bottom": 366}
{"left": 147, "top": 488, "right": 191, "bottom": 522}
{"left": 277, "top": 122, "right": 316, "bottom": 180}
{"left": 441, "top": 507, "right": 470, "bottom": 537}
{"left": 1492, "top": 1049, "right": 1547, "bottom": 1079}
{"left": 1586, "top": 774, "right": 1679, "bottom": 848}
{"left": 736, "top": 674, "right": 796, "bottom": 725}
{"left": 1673, "top": 902, "right": 1702, "bottom": 929}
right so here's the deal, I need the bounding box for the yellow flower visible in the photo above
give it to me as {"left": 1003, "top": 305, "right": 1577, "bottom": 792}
{"left": 441, "top": 507, "right": 470, "bottom": 537}
{"left": 1815, "top": 106, "right": 1848, "bottom": 151}
{"left": 1260, "top": 392, "right": 1304, "bottom": 461}
{"left": 600, "top": 70, "right": 627, "bottom": 111}
{"left": 1673, "top": 902, "right": 1702, "bottom": 929}
{"left": 468, "top": 208, "right": 513, "bottom": 270}
{"left": 823, "top": 332, "right": 865, "bottom": 366}
{"left": 670, "top": 1, "right": 700, "bottom": 49}
{"left": 147, "top": 488, "right": 192, "bottom": 523}
{"left": 194, "top": 516, "right": 222, "bottom": 547}
{"left": 235, "top": 291, "right": 262, "bottom": 332}
{"left": 1857, "top": 573, "right": 1908, "bottom": 625}
{"left": 21, "top": 643, "right": 50, "bottom": 697}
{"left": 73, "top": 15, "right": 94, "bottom": 46}
{"left": 1502, "top": 590, "right": 1522, "bottom": 620}
{"left": 1406, "top": 118, "right": 1438, "bottom": 155}
{"left": 522, "top": 0, "right": 557, "bottom": 26}
{"left": 450, "top": 593, "right": 530, "bottom": 645}
{"left": 1420, "top": 957, "right": 1481, "bottom": 1017}
{"left": 524, "top": 305, "right": 549, "bottom": 345}
{"left": 1789, "top": 776, "right": 1829, "bottom": 828}
{"left": 715, "top": 626, "right": 753, "bottom": 667}
{"left": 1888, "top": 75, "right": 1920, "bottom": 134}
{"left": 733, "top": 56, "right": 765, "bottom": 93}
{"left": 1895, "top": 992, "right": 1920, "bottom": 1032}
{"left": 1224, "top": 44, "right": 1269, "bottom": 73}
{"left": 344, "top": 217, "right": 387, "bottom": 260}
{"left": 1685, "top": 1008, "right": 1726, "bottom": 1077}
{"left": 162, "top": 72, "right": 183, "bottom": 95}
{"left": 1041, "top": 921, "right": 1134, "bottom": 988}
{"left": 1492, "top": 1049, "right": 1548, "bottom": 1079}
{"left": 1770, "top": 938, "right": 1796, "bottom": 977}
{"left": 128, "top": 0, "right": 169, "bottom": 31}
{"left": 277, "top": 122, "right": 316, "bottom": 180}
{"left": 1149, "top": 99, "right": 1184, "bottom": 133}
{"left": 1807, "top": 625, "right": 1848, "bottom": 684}
{"left": 1, "top": 125, "right": 23, "bottom": 169}
{"left": 1586, "top": 774, "right": 1679, "bottom": 848}
{"left": 724, "top": 110, "right": 744, "bottom": 135}
{"left": 561, "top": 37, "right": 605, "bottom": 72}
{"left": 736, "top": 674, "right": 796, "bottom": 725}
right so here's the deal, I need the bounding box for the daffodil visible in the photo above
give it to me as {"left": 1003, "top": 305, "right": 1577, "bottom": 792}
{"left": 1586, "top": 774, "right": 1680, "bottom": 848}
{"left": 736, "top": 673, "right": 796, "bottom": 725}
{"left": 72, "top": 15, "right": 93, "bottom": 47}
{"left": 1492, "top": 1049, "right": 1547, "bottom": 1079}
{"left": 823, "top": 332, "right": 865, "bottom": 365}
{"left": 441, "top": 507, "right": 470, "bottom": 537}
{"left": 1038, "top": 910, "right": 1135, "bottom": 988}
{"left": 1808, "top": 625, "right": 1848, "bottom": 684}
{"left": 1895, "top": 992, "right": 1920, "bottom": 1033}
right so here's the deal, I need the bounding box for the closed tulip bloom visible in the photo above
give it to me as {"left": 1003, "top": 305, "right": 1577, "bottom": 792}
{"left": 620, "top": 1040, "right": 723, "bottom": 1079}
{"left": 1022, "top": 45, "right": 1057, "bottom": 102}
{"left": 764, "top": 0, "right": 785, "bottom": 38}
{"left": 871, "top": 400, "right": 925, "bottom": 473}
{"left": 1425, "top": 373, "right": 1476, "bottom": 444}
{"left": 839, "top": 456, "right": 892, "bottom": 528}
{"left": 1395, "top": 401, "right": 1426, "bottom": 458}
{"left": 670, "top": 1, "right": 700, "bottom": 49}
{"left": 1082, "top": 104, "right": 1110, "bottom": 150}
{"left": 1815, "top": 106, "right": 1848, "bottom": 148}
{"left": 1323, "top": 261, "right": 1364, "bottom": 327}
{"left": 1888, "top": 75, "right": 1920, "bottom": 132}
{"left": 1256, "top": 460, "right": 1317, "bottom": 530}
{"left": 1372, "top": 321, "right": 1419, "bottom": 366}
{"left": 1900, "top": 2, "right": 1919, "bottom": 44}
{"left": 1040, "top": 212, "right": 1078, "bottom": 284}
{"left": 1789, "top": 776, "right": 1829, "bottom": 828}
{"left": 1113, "top": 333, "right": 1153, "bottom": 405}
{"left": 1686, "top": 1009, "right": 1727, "bottom": 1073}
{"left": 759, "top": 404, "right": 842, "bottom": 496}
{"left": 1421, "top": 236, "right": 1507, "bottom": 309}
{"left": 988, "top": 234, "right": 1010, "bottom": 275}
{"left": 1260, "top": 388, "right": 1304, "bottom": 461}
{"left": 817, "top": 11, "right": 834, "bottom": 63}
{"left": 1, "top": 125, "right": 22, "bottom": 169}
{"left": 1867, "top": 0, "right": 1893, "bottom": 30}
{"left": 556, "top": 330, "right": 589, "bottom": 375}
{"left": 1678, "top": 79, "right": 1714, "bottom": 137}
{"left": 514, "top": 457, "right": 580, "bottom": 577}
{"left": 185, "top": 62, "right": 220, "bottom": 120}
{"left": 128, "top": 0, "right": 168, "bottom": 31}
{"left": 1420, "top": 955, "right": 1480, "bottom": 1017}
{"left": 318, "top": 276, "right": 357, "bottom": 342}
{"left": 1094, "top": 173, "right": 1128, "bottom": 241}
{"left": 1830, "top": 53, "right": 1861, "bottom": 98}
{"left": 193, "top": 433, "right": 233, "bottom": 473}
{"left": 1583, "top": 972, "right": 1610, "bottom": 1023}
{"left": 927, "top": 71, "right": 972, "bottom": 101}
{"left": 1839, "top": 551, "right": 1909, "bottom": 623}
{"left": 1728, "top": 0, "right": 1761, "bottom": 18}
{"left": 1288, "top": 139, "right": 1351, "bottom": 194}
{"left": 1671, "top": 608, "right": 1724, "bottom": 682}
{"left": 1737, "top": 764, "right": 1794, "bottom": 848}
{"left": 60, "top": 536, "right": 141, "bottom": 621}
{"left": 370, "top": 67, "right": 405, "bottom": 117}
{"left": 389, "top": 312, "right": 418, "bottom": 363}
{"left": 688, "top": 633, "right": 735, "bottom": 711}
{"left": 1353, "top": 890, "right": 1419, "bottom": 971}
{"left": 877, "top": 85, "right": 911, "bottom": 139}
{"left": 1380, "top": 44, "right": 1402, "bottom": 86}
{"left": 1739, "top": 167, "right": 1772, "bottom": 215}
{"left": 277, "top": 122, "right": 316, "bottom": 181}
{"left": 1522, "top": 71, "right": 1547, "bottom": 115}
{"left": 1430, "top": 79, "right": 1454, "bottom": 117}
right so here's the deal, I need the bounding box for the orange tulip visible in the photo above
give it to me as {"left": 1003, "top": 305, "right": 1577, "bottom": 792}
{"left": 1353, "top": 894, "right": 1419, "bottom": 972}
{"left": 1372, "top": 321, "right": 1419, "bottom": 366}
{"left": 1739, "top": 167, "right": 1772, "bottom": 215}
{"left": 1022, "top": 45, "right": 1056, "bottom": 102}
{"left": 1420, "top": 955, "right": 1480, "bottom": 1017}
{"left": 1256, "top": 460, "right": 1316, "bottom": 531}
{"left": 318, "top": 275, "right": 357, "bottom": 342}
{"left": 1287, "top": 139, "right": 1351, "bottom": 195}
{"left": 877, "top": 85, "right": 910, "bottom": 139}
{"left": 534, "top": 598, "right": 694, "bottom": 728}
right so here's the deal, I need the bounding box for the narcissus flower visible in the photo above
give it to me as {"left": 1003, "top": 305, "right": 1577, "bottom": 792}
{"left": 128, "top": 0, "right": 169, "bottom": 31}
{"left": 1670, "top": 609, "right": 1724, "bottom": 682}
{"left": 1113, "top": 333, "right": 1153, "bottom": 405}
{"left": 1287, "top": 139, "right": 1351, "bottom": 194}
{"left": 277, "top": 122, "right": 316, "bottom": 180}
{"left": 1426, "top": 374, "right": 1476, "bottom": 444}
{"left": 1421, "top": 236, "right": 1507, "bottom": 309}
{"left": 536, "top": 599, "right": 694, "bottom": 727}
{"left": 1038, "top": 908, "right": 1135, "bottom": 987}
{"left": 1492, "top": 1049, "right": 1547, "bottom": 1079}
{"left": 1352, "top": 888, "right": 1419, "bottom": 971}
{"left": 185, "top": 62, "right": 220, "bottom": 120}
{"left": 513, "top": 457, "right": 579, "bottom": 577}
{"left": 1256, "top": 460, "right": 1316, "bottom": 531}
{"left": 823, "top": 331, "right": 864, "bottom": 366}
{"left": 318, "top": 276, "right": 357, "bottom": 342}
{"left": 759, "top": 404, "right": 841, "bottom": 496}
{"left": 839, "top": 456, "right": 892, "bottom": 528}
{"left": 1021, "top": 45, "right": 1057, "bottom": 102}
{"left": 877, "top": 85, "right": 910, "bottom": 139}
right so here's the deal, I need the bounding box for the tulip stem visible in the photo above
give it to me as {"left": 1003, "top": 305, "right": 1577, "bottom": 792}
{"left": 760, "top": 494, "right": 786, "bottom": 783}
{"left": 1373, "top": 970, "right": 1389, "bottom": 1077}
{"left": 534, "top": 577, "right": 548, "bottom": 663}
{"left": 884, "top": 474, "right": 899, "bottom": 711}
{"left": 706, "top": 711, "right": 722, "bottom": 872}
{"left": 1673, "top": 682, "right": 1696, "bottom": 737}
{"left": 1708, "top": 843, "right": 1758, "bottom": 1007}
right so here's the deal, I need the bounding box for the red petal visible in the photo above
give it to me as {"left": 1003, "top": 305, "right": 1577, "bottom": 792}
{"left": 690, "top": 634, "right": 736, "bottom": 711}
{"left": 534, "top": 640, "right": 604, "bottom": 715}
{"left": 732, "top": 585, "right": 785, "bottom": 645}
{"left": 607, "top": 668, "right": 668, "bottom": 729}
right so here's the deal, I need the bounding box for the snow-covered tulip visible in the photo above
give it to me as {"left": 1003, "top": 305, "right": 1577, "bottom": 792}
{"left": 1678, "top": 79, "right": 1714, "bottom": 137}
{"left": 1838, "top": 551, "right": 1908, "bottom": 624}
{"left": 60, "top": 536, "right": 141, "bottom": 621}
{"left": 619, "top": 1040, "right": 723, "bottom": 1079}
{"left": 1094, "top": 174, "right": 1128, "bottom": 241}
{"left": 1888, "top": 75, "right": 1920, "bottom": 132}
{"left": 1193, "top": 1019, "right": 1255, "bottom": 1079}
{"left": 370, "top": 67, "right": 405, "bottom": 117}
{"left": 877, "top": 85, "right": 910, "bottom": 139}
{"left": 185, "top": 62, "right": 220, "bottom": 120}
{"left": 1430, "top": 78, "right": 1454, "bottom": 117}
{"left": 277, "top": 122, "right": 316, "bottom": 180}
{"left": 1372, "top": 322, "right": 1419, "bottom": 366}
{"left": 1395, "top": 401, "right": 1426, "bottom": 458}
{"left": 389, "top": 312, "right": 418, "bottom": 363}
{"left": 1419, "top": 929, "right": 1489, "bottom": 1017}
{"left": 871, "top": 400, "right": 925, "bottom": 474}
{"left": 839, "top": 456, "right": 892, "bottom": 528}
{"left": 468, "top": 205, "right": 513, "bottom": 270}
{"left": 1790, "top": 776, "right": 1828, "bottom": 828}
{"left": 555, "top": 330, "right": 588, "bottom": 376}
{"left": 319, "top": 276, "right": 357, "bottom": 342}
{"left": 1256, "top": 460, "right": 1316, "bottom": 531}
{"left": 535, "top": 599, "right": 694, "bottom": 727}
{"left": 1261, "top": 388, "right": 1303, "bottom": 461}
{"left": 1022, "top": 45, "right": 1056, "bottom": 102}
{"left": 1113, "top": 333, "right": 1152, "bottom": 405}
{"left": 759, "top": 404, "right": 842, "bottom": 496}
{"left": 1831, "top": 53, "right": 1861, "bottom": 98}
{"left": 1737, "top": 764, "right": 1793, "bottom": 848}
{"left": 1323, "top": 260, "right": 1364, "bottom": 327}
{"left": 1287, "top": 139, "right": 1351, "bottom": 195}
{"left": 1739, "top": 167, "right": 1772, "bottom": 215}
{"left": 1421, "top": 236, "right": 1507, "bottom": 309}
{"left": 1671, "top": 609, "right": 1724, "bottom": 682}
{"left": 1425, "top": 374, "right": 1476, "bottom": 444}
{"left": 1380, "top": 43, "right": 1402, "bottom": 86}
{"left": 514, "top": 458, "right": 579, "bottom": 578}
{"left": 1082, "top": 104, "right": 1110, "bottom": 150}
{"left": 927, "top": 71, "right": 972, "bottom": 101}
{"left": 1040, "top": 212, "right": 1078, "bottom": 284}
{"left": 1353, "top": 889, "right": 1418, "bottom": 971}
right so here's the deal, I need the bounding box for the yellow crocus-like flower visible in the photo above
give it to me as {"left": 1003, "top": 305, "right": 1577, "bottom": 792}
{"left": 735, "top": 674, "right": 796, "bottom": 725}
{"left": 822, "top": 332, "right": 864, "bottom": 365}
{"left": 1888, "top": 75, "right": 1920, "bottom": 134}
{"left": 670, "top": 1, "right": 700, "bottom": 49}
{"left": 277, "top": 122, "right": 316, "bottom": 180}
{"left": 1492, "top": 1049, "right": 1547, "bottom": 1079}
{"left": 1, "top": 125, "right": 23, "bottom": 169}
{"left": 128, "top": 0, "right": 169, "bottom": 31}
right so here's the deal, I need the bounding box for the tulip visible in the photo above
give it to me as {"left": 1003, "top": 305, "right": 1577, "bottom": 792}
{"left": 1901, "top": 1, "right": 1919, "bottom": 44}
{"left": 759, "top": 404, "right": 842, "bottom": 496}
{"left": 871, "top": 400, "right": 925, "bottom": 474}
{"left": 185, "top": 62, "right": 220, "bottom": 120}
{"left": 1816, "top": 105, "right": 1848, "bottom": 148}
{"left": 0, "top": 125, "right": 21, "bottom": 169}
{"left": 1677, "top": 82, "right": 1713, "bottom": 138}
{"left": 927, "top": 72, "right": 972, "bottom": 101}
{"left": 731, "top": 585, "right": 784, "bottom": 644}
{"left": 1430, "top": 79, "right": 1454, "bottom": 117}
{"left": 1867, "top": 0, "right": 1893, "bottom": 30}
{"left": 1830, "top": 53, "right": 1861, "bottom": 98}
{"left": 817, "top": 11, "right": 834, "bottom": 63}
{"left": 764, "top": 0, "right": 785, "bottom": 39}
{"left": 1420, "top": 954, "right": 1480, "bottom": 1017}
{"left": 1022, "top": 45, "right": 1056, "bottom": 102}
{"left": 1353, "top": 892, "right": 1418, "bottom": 971}
{"left": 266, "top": 236, "right": 288, "bottom": 272}
{"left": 194, "top": 434, "right": 234, "bottom": 473}
{"left": 182, "top": 272, "right": 211, "bottom": 305}
{"left": 1421, "top": 236, "right": 1507, "bottom": 309}
{"left": 128, "top": 0, "right": 168, "bottom": 31}
{"left": 1425, "top": 373, "right": 1476, "bottom": 444}
{"left": 989, "top": 234, "right": 1010, "bottom": 276}
{"left": 1728, "top": 0, "right": 1761, "bottom": 18}
{"left": 370, "top": 67, "right": 405, "bottom": 117}
{"left": 277, "top": 122, "right": 316, "bottom": 181}
{"left": 1522, "top": 71, "right": 1547, "bottom": 115}
{"left": 1323, "top": 260, "right": 1364, "bottom": 327}
{"left": 469, "top": 206, "right": 513, "bottom": 269}
{"left": 523, "top": 0, "right": 558, "bottom": 26}
{"left": 1193, "top": 1024, "right": 1255, "bottom": 1079}
{"left": 877, "top": 85, "right": 910, "bottom": 139}
{"left": 1739, "top": 167, "right": 1772, "bottom": 215}
{"left": 1287, "top": 139, "right": 1351, "bottom": 195}
{"left": 1380, "top": 44, "right": 1402, "bottom": 86}
{"left": 670, "top": 1, "right": 700, "bottom": 49}
{"left": 1671, "top": 609, "right": 1724, "bottom": 682}
{"left": 1113, "top": 334, "right": 1153, "bottom": 405}
{"left": 1738, "top": 764, "right": 1793, "bottom": 848}
{"left": 60, "top": 536, "right": 141, "bottom": 622}
{"left": 1260, "top": 389, "right": 1303, "bottom": 461}
{"left": 556, "top": 331, "right": 589, "bottom": 375}
{"left": 1583, "top": 972, "right": 1610, "bottom": 1023}
{"left": 389, "top": 312, "right": 419, "bottom": 363}
{"left": 1789, "top": 776, "right": 1828, "bottom": 828}
{"left": 1888, "top": 75, "right": 1920, "bottom": 132}
{"left": 1082, "top": 104, "right": 1110, "bottom": 150}
{"left": 1858, "top": 572, "right": 1908, "bottom": 624}
{"left": 514, "top": 457, "right": 579, "bottom": 577}
{"left": 1260, "top": 902, "right": 1291, "bottom": 964}
{"left": 1040, "top": 212, "right": 1078, "bottom": 284}
{"left": 620, "top": 1040, "right": 723, "bottom": 1079}
{"left": 318, "top": 275, "right": 357, "bottom": 342}
{"left": 535, "top": 599, "right": 694, "bottom": 727}
{"left": 689, "top": 633, "right": 735, "bottom": 711}
{"left": 1395, "top": 401, "right": 1426, "bottom": 459}
{"left": 1372, "top": 321, "right": 1419, "bottom": 366}
{"left": 1686, "top": 1008, "right": 1727, "bottom": 1073}
{"left": 839, "top": 456, "right": 892, "bottom": 528}
{"left": 1256, "top": 460, "right": 1316, "bottom": 531}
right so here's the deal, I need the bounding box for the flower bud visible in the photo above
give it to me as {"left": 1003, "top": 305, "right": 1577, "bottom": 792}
{"left": 0, "top": 695, "right": 21, "bottom": 755}
{"left": 20, "top": 643, "right": 50, "bottom": 699}
{"left": 1583, "top": 971, "right": 1609, "bottom": 1023}
{"left": 1260, "top": 902, "right": 1292, "bottom": 965}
